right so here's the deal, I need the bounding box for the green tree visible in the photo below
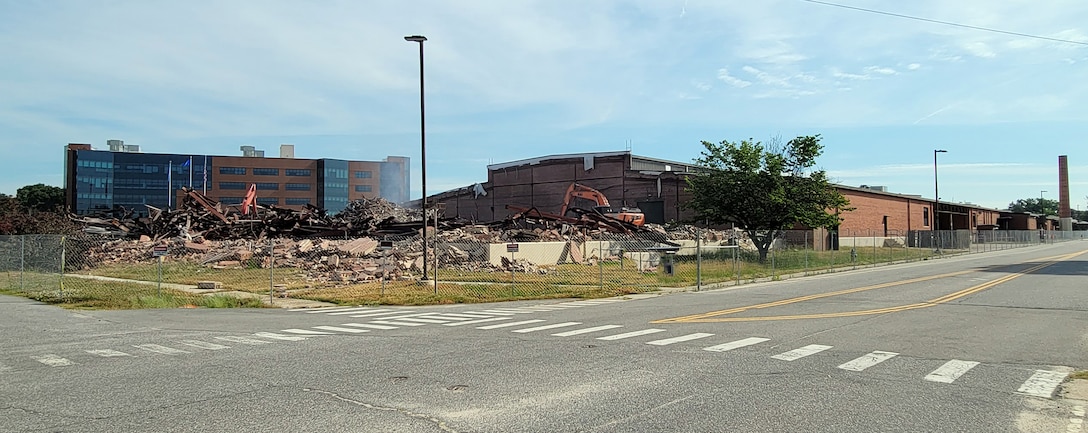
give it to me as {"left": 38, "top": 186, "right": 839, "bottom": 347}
{"left": 16, "top": 184, "right": 65, "bottom": 213}
{"left": 686, "top": 135, "right": 851, "bottom": 262}
{"left": 1007, "top": 198, "right": 1058, "bottom": 216}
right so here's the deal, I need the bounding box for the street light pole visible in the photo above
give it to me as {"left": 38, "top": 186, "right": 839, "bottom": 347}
{"left": 934, "top": 149, "right": 947, "bottom": 252}
{"left": 405, "top": 34, "right": 428, "bottom": 280}
{"left": 1040, "top": 190, "right": 1047, "bottom": 200}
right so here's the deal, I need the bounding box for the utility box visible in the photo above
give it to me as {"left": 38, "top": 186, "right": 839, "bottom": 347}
{"left": 197, "top": 281, "right": 222, "bottom": 290}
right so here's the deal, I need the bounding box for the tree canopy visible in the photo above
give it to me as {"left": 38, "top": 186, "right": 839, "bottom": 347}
{"left": 686, "top": 135, "right": 850, "bottom": 262}
{"left": 1007, "top": 198, "right": 1059, "bottom": 216}
{"left": 16, "top": 184, "right": 65, "bottom": 213}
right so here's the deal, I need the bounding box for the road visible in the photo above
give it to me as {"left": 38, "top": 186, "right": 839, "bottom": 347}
{"left": 2, "top": 241, "right": 1087, "bottom": 432}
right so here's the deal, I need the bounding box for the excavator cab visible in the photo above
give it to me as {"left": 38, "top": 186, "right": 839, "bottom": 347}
{"left": 559, "top": 183, "right": 646, "bottom": 227}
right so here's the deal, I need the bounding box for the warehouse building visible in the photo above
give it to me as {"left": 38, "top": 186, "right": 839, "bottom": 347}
{"left": 430, "top": 151, "right": 1003, "bottom": 240}
{"left": 64, "top": 141, "right": 409, "bottom": 215}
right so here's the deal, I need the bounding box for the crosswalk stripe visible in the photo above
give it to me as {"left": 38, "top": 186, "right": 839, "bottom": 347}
{"left": 313, "top": 326, "right": 371, "bottom": 333}
{"left": 444, "top": 317, "right": 510, "bottom": 327}
{"left": 838, "top": 351, "right": 899, "bottom": 371}
{"left": 646, "top": 333, "right": 715, "bottom": 346}
{"left": 771, "top": 344, "right": 833, "bottom": 361}
{"left": 1017, "top": 370, "right": 1067, "bottom": 398}
{"left": 472, "top": 310, "right": 520, "bottom": 315}
{"left": 253, "top": 332, "right": 308, "bottom": 341}
{"left": 703, "top": 337, "right": 770, "bottom": 352}
{"left": 394, "top": 317, "right": 452, "bottom": 324}
{"left": 549, "top": 304, "right": 585, "bottom": 308}
{"left": 340, "top": 323, "right": 399, "bottom": 330}
{"left": 347, "top": 310, "right": 415, "bottom": 318}
{"left": 482, "top": 309, "right": 537, "bottom": 314}
{"left": 372, "top": 313, "right": 436, "bottom": 320}
{"left": 85, "top": 349, "right": 133, "bottom": 357}
{"left": 597, "top": 329, "right": 667, "bottom": 341}
{"left": 369, "top": 320, "right": 426, "bottom": 327}
{"left": 215, "top": 336, "right": 272, "bottom": 345}
{"left": 326, "top": 307, "right": 387, "bottom": 315}
{"left": 178, "top": 340, "right": 230, "bottom": 350}
{"left": 419, "top": 315, "right": 473, "bottom": 321}
{"left": 428, "top": 313, "right": 495, "bottom": 319}
{"left": 552, "top": 325, "right": 624, "bottom": 337}
{"left": 512, "top": 322, "right": 583, "bottom": 333}
{"left": 303, "top": 306, "right": 366, "bottom": 313}
{"left": 282, "top": 329, "right": 336, "bottom": 335}
{"left": 134, "top": 344, "right": 190, "bottom": 355}
{"left": 35, "top": 354, "right": 74, "bottom": 366}
{"left": 477, "top": 319, "right": 546, "bottom": 330}
{"left": 924, "top": 360, "right": 980, "bottom": 383}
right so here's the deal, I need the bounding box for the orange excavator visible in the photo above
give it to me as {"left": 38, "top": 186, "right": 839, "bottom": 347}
{"left": 559, "top": 183, "right": 645, "bottom": 226}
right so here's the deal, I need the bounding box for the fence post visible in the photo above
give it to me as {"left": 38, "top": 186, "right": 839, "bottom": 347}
{"left": 20, "top": 235, "right": 25, "bottom": 291}
{"left": 733, "top": 243, "right": 739, "bottom": 286}
{"left": 269, "top": 238, "right": 275, "bottom": 305}
{"left": 804, "top": 231, "right": 809, "bottom": 276}
{"left": 872, "top": 229, "right": 877, "bottom": 268}
{"left": 696, "top": 227, "right": 702, "bottom": 292}
{"left": 599, "top": 237, "right": 604, "bottom": 290}
{"left": 771, "top": 238, "right": 776, "bottom": 280}
{"left": 59, "top": 235, "right": 66, "bottom": 299}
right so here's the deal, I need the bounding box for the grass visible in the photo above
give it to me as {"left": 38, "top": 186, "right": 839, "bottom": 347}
{"left": 0, "top": 271, "right": 265, "bottom": 310}
{"left": 3, "top": 244, "right": 961, "bottom": 309}
{"left": 1069, "top": 371, "right": 1088, "bottom": 381}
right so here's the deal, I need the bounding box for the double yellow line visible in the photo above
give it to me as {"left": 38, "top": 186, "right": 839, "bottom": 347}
{"left": 654, "top": 250, "right": 1086, "bottom": 323}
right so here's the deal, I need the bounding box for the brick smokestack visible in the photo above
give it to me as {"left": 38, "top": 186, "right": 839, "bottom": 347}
{"left": 1059, "top": 155, "right": 1071, "bottom": 218}
{"left": 1059, "top": 155, "right": 1073, "bottom": 231}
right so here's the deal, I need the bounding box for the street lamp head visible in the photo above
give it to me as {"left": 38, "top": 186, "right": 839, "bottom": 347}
{"left": 935, "top": 149, "right": 948, "bottom": 153}
{"left": 404, "top": 35, "right": 427, "bottom": 43}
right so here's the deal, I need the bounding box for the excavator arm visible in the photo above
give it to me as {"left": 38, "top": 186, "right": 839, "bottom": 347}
{"left": 559, "top": 183, "right": 645, "bottom": 226}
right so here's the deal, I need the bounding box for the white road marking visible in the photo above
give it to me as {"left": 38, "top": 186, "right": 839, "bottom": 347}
{"left": 646, "top": 333, "right": 715, "bottom": 346}
{"left": 1017, "top": 370, "right": 1067, "bottom": 398}
{"left": 35, "top": 354, "right": 74, "bottom": 367}
{"left": 549, "top": 304, "right": 585, "bottom": 308}
{"left": 281, "top": 329, "right": 336, "bottom": 335}
{"left": 771, "top": 344, "right": 834, "bottom": 361}
{"left": 215, "top": 336, "right": 272, "bottom": 345}
{"left": 312, "top": 326, "right": 371, "bottom": 334}
{"left": 393, "top": 317, "right": 452, "bottom": 324}
{"left": 340, "top": 323, "right": 399, "bottom": 330}
{"left": 477, "top": 319, "right": 546, "bottom": 330}
{"left": 85, "top": 349, "right": 132, "bottom": 357}
{"left": 569, "top": 299, "right": 623, "bottom": 304}
{"left": 347, "top": 310, "right": 416, "bottom": 318}
{"left": 302, "top": 306, "right": 366, "bottom": 313}
{"left": 426, "top": 313, "right": 493, "bottom": 319}
{"left": 444, "top": 317, "right": 511, "bottom": 327}
{"left": 369, "top": 320, "right": 426, "bottom": 327}
{"left": 838, "top": 351, "right": 899, "bottom": 372}
{"left": 552, "top": 325, "right": 623, "bottom": 337}
{"left": 419, "top": 315, "right": 473, "bottom": 321}
{"left": 326, "top": 308, "right": 388, "bottom": 316}
{"left": 253, "top": 332, "right": 308, "bottom": 341}
{"left": 512, "top": 322, "right": 583, "bottom": 333}
{"left": 471, "top": 310, "right": 520, "bottom": 315}
{"left": 133, "top": 344, "right": 190, "bottom": 355}
{"left": 377, "top": 313, "right": 442, "bottom": 320}
{"left": 924, "top": 360, "right": 980, "bottom": 383}
{"left": 597, "top": 329, "right": 667, "bottom": 341}
{"left": 703, "top": 337, "right": 770, "bottom": 352}
{"left": 482, "top": 309, "right": 537, "bottom": 314}
{"left": 178, "top": 340, "right": 230, "bottom": 350}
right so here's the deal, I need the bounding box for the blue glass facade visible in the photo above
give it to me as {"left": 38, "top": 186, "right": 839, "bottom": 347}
{"left": 70, "top": 149, "right": 212, "bottom": 215}
{"left": 319, "top": 159, "right": 350, "bottom": 214}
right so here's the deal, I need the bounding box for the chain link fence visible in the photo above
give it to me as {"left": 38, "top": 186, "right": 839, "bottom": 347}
{"left": 1, "top": 229, "right": 1084, "bottom": 306}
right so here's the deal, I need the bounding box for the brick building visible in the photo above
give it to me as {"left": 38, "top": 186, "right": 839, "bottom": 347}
{"left": 431, "top": 151, "right": 1003, "bottom": 236}
{"left": 64, "top": 141, "right": 409, "bottom": 215}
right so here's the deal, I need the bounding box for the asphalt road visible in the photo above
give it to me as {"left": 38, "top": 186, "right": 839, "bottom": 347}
{"left": 2, "top": 241, "right": 1087, "bottom": 432}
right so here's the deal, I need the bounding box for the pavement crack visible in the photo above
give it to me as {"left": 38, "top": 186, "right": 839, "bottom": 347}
{"left": 1, "top": 404, "right": 96, "bottom": 421}
{"left": 302, "top": 387, "right": 459, "bottom": 433}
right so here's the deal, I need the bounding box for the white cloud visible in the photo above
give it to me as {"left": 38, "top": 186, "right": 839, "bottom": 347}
{"left": 716, "top": 68, "right": 752, "bottom": 88}
{"left": 963, "top": 41, "right": 997, "bottom": 58}
{"left": 692, "top": 80, "right": 712, "bottom": 92}
{"left": 908, "top": 63, "right": 922, "bottom": 70}
{"left": 865, "top": 66, "right": 897, "bottom": 75}
{"left": 741, "top": 65, "right": 792, "bottom": 87}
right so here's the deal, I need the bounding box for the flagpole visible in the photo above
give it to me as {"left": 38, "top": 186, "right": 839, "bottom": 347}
{"left": 167, "top": 160, "right": 173, "bottom": 209}
{"left": 188, "top": 156, "right": 193, "bottom": 188}
{"left": 202, "top": 155, "right": 208, "bottom": 194}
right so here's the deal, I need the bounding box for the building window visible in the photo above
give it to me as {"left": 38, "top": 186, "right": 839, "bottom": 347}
{"left": 354, "top": 185, "right": 372, "bottom": 193}
{"left": 219, "top": 182, "right": 246, "bottom": 190}
{"left": 219, "top": 167, "right": 246, "bottom": 175}
{"left": 256, "top": 197, "right": 279, "bottom": 206}
{"left": 285, "top": 169, "right": 311, "bottom": 176}
{"left": 252, "top": 168, "right": 279, "bottom": 176}
{"left": 218, "top": 197, "right": 245, "bottom": 204}
{"left": 285, "top": 197, "right": 311, "bottom": 205}
{"left": 255, "top": 182, "right": 279, "bottom": 190}
{"left": 325, "top": 168, "right": 348, "bottom": 179}
{"left": 923, "top": 207, "right": 930, "bottom": 227}
{"left": 354, "top": 171, "right": 372, "bottom": 179}
{"left": 285, "top": 183, "right": 311, "bottom": 191}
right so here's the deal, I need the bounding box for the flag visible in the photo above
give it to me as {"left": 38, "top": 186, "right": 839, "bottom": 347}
{"left": 180, "top": 157, "right": 191, "bottom": 167}
{"left": 202, "top": 155, "right": 208, "bottom": 194}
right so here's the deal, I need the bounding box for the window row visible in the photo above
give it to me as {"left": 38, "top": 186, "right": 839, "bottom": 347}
{"left": 354, "top": 185, "right": 372, "bottom": 192}
{"left": 354, "top": 171, "right": 372, "bottom": 179}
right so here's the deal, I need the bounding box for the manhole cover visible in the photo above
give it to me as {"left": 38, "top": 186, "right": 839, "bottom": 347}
{"left": 446, "top": 385, "right": 469, "bottom": 392}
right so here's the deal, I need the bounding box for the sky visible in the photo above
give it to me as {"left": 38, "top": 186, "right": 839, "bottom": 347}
{"left": 1, "top": 0, "right": 1087, "bottom": 211}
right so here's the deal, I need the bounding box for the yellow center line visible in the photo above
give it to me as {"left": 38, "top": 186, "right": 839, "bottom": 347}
{"left": 653, "top": 250, "right": 1086, "bottom": 323}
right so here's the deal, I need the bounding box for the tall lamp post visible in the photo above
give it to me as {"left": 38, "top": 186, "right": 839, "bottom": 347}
{"left": 1040, "top": 190, "right": 1047, "bottom": 200}
{"left": 934, "top": 149, "right": 947, "bottom": 252}
{"left": 405, "top": 35, "right": 428, "bottom": 281}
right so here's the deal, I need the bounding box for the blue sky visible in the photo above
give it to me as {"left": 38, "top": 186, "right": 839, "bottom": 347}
{"left": 2, "top": 0, "right": 1087, "bottom": 211}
